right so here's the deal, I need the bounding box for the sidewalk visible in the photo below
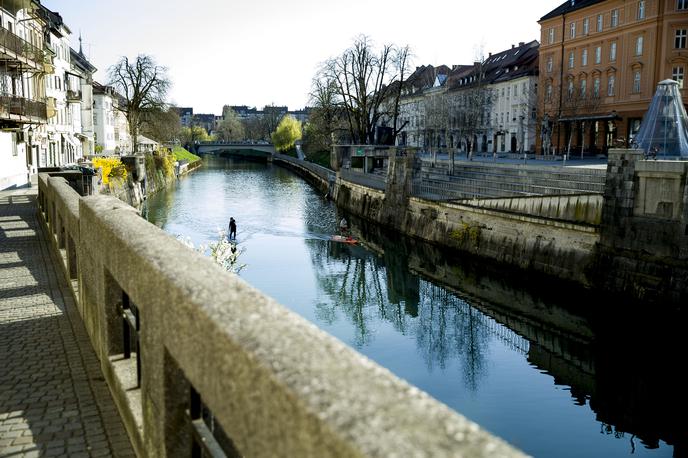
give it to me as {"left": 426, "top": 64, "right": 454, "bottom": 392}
{"left": 0, "top": 186, "right": 134, "bottom": 457}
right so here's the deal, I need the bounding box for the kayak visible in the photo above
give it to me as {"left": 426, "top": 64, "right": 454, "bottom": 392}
{"left": 331, "top": 235, "right": 358, "bottom": 244}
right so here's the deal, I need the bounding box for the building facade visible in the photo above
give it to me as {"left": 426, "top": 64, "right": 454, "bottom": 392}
{"left": 0, "top": 0, "right": 47, "bottom": 189}
{"left": 538, "top": 0, "right": 688, "bottom": 155}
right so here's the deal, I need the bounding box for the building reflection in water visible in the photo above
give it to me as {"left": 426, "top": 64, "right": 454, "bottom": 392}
{"left": 305, "top": 213, "right": 686, "bottom": 456}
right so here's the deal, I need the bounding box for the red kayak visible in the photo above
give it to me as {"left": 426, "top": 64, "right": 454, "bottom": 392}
{"left": 331, "top": 235, "right": 358, "bottom": 244}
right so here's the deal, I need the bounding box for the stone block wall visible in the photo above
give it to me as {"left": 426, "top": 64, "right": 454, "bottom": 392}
{"left": 596, "top": 150, "right": 688, "bottom": 305}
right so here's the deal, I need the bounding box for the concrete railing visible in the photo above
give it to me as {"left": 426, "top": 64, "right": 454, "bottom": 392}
{"left": 36, "top": 173, "right": 525, "bottom": 457}
{"left": 457, "top": 193, "right": 604, "bottom": 225}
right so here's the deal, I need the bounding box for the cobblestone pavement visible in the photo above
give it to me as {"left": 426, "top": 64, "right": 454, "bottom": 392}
{"left": 0, "top": 187, "right": 134, "bottom": 457}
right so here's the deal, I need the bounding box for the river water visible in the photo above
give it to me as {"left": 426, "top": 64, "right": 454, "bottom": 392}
{"left": 145, "top": 156, "right": 684, "bottom": 457}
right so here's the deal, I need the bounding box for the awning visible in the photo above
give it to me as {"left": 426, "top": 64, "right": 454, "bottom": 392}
{"left": 558, "top": 113, "right": 622, "bottom": 122}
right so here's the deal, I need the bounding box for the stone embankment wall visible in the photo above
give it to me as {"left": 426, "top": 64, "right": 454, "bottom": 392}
{"left": 331, "top": 148, "right": 687, "bottom": 307}
{"left": 334, "top": 150, "right": 601, "bottom": 287}
{"left": 595, "top": 150, "right": 688, "bottom": 305}
{"left": 104, "top": 153, "right": 201, "bottom": 207}
{"left": 37, "top": 173, "right": 525, "bottom": 457}
{"left": 273, "top": 153, "right": 335, "bottom": 196}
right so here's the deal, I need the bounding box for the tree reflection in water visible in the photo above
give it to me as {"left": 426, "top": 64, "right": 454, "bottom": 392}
{"left": 306, "top": 237, "right": 529, "bottom": 392}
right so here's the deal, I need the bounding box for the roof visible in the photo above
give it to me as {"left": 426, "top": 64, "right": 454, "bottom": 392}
{"left": 37, "top": 4, "right": 71, "bottom": 36}
{"left": 70, "top": 48, "right": 97, "bottom": 74}
{"left": 447, "top": 40, "right": 539, "bottom": 91}
{"left": 540, "top": 0, "right": 606, "bottom": 21}
{"left": 137, "top": 135, "right": 159, "bottom": 145}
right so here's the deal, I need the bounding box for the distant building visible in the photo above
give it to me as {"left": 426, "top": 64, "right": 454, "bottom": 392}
{"left": 92, "top": 82, "right": 117, "bottom": 153}
{"left": 173, "top": 107, "right": 193, "bottom": 127}
{"left": 538, "top": 0, "right": 688, "bottom": 155}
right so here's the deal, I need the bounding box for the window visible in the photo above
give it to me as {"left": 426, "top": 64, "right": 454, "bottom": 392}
{"left": 582, "top": 48, "right": 588, "bottom": 66}
{"left": 633, "top": 71, "right": 641, "bottom": 93}
{"left": 568, "top": 79, "right": 575, "bottom": 98}
{"left": 595, "top": 46, "right": 602, "bottom": 64}
{"left": 593, "top": 77, "right": 601, "bottom": 97}
{"left": 547, "top": 56, "right": 553, "bottom": 73}
{"left": 611, "top": 9, "right": 619, "bottom": 27}
{"left": 546, "top": 82, "right": 552, "bottom": 101}
{"left": 610, "top": 42, "right": 617, "bottom": 61}
{"left": 580, "top": 79, "right": 587, "bottom": 97}
{"left": 636, "top": 36, "right": 644, "bottom": 55}
{"left": 673, "top": 66, "right": 685, "bottom": 88}
{"left": 549, "top": 28, "right": 555, "bottom": 44}
{"left": 583, "top": 18, "right": 590, "bottom": 35}
{"left": 676, "top": 29, "right": 687, "bottom": 49}
{"left": 569, "top": 51, "right": 575, "bottom": 68}
{"left": 638, "top": 0, "right": 645, "bottom": 19}
{"left": 607, "top": 75, "right": 615, "bottom": 96}
{"left": 570, "top": 22, "right": 576, "bottom": 38}
{"left": 514, "top": 84, "right": 518, "bottom": 97}
{"left": 597, "top": 14, "right": 603, "bottom": 32}
{"left": 507, "top": 87, "right": 511, "bottom": 98}
{"left": 678, "top": 0, "right": 688, "bottom": 10}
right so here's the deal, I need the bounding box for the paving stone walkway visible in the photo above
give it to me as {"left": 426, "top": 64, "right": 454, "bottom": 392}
{"left": 0, "top": 187, "right": 134, "bottom": 457}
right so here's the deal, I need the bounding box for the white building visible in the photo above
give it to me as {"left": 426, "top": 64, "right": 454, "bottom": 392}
{"left": 0, "top": 0, "right": 47, "bottom": 189}
{"left": 486, "top": 42, "right": 539, "bottom": 153}
{"left": 70, "top": 43, "right": 97, "bottom": 157}
{"left": 93, "top": 82, "right": 117, "bottom": 153}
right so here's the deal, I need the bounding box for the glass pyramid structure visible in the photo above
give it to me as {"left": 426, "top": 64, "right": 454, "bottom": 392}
{"left": 633, "top": 79, "right": 688, "bottom": 158}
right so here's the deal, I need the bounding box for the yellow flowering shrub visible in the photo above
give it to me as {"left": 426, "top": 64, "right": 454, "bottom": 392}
{"left": 93, "top": 157, "right": 128, "bottom": 185}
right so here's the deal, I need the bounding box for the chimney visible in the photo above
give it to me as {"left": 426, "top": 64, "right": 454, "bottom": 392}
{"left": 489, "top": 52, "right": 492, "bottom": 57}
{"left": 512, "top": 44, "right": 515, "bottom": 49}
{"left": 519, "top": 41, "right": 525, "bottom": 47}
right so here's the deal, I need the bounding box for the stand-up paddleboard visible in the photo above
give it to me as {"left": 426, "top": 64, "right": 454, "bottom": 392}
{"left": 331, "top": 235, "right": 358, "bottom": 244}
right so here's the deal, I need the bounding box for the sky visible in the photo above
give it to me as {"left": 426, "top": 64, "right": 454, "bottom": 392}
{"left": 42, "top": 0, "right": 559, "bottom": 115}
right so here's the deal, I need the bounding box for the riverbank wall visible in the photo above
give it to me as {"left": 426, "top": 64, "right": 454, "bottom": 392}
{"left": 105, "top": 152, "right": 201, "bottom": 207}
{"left": 310, "top": 147, "right": 687, "bottom": 308}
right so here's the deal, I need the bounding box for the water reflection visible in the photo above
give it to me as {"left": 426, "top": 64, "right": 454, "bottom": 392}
{"left": 146, "top": 157, "right": 683, "bottom": 457}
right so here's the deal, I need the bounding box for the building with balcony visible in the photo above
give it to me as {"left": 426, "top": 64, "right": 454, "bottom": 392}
{"left": 37, "top": 3, "right": 82, "bottom": 167}
{"left": 70, "top": 43, "right": 96, "bottom": 157}
{"left": 0, "top": 0, "right": 47, "bottom": 190}
{"left": 538, "top": 0, "right": 688, "bottom": 156}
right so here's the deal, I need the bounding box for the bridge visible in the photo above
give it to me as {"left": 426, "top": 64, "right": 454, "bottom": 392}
{"left": 195, "top": 141, "right": 276, "bottom": 158}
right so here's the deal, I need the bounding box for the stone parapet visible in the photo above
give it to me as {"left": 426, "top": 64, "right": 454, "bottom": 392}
{"left": 36, "top": 174, "right": 526, "bottom": 457}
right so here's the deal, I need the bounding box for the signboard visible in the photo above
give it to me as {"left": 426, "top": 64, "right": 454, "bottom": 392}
{"left": 355, "top": 147, "right": 365, "bottom": 156}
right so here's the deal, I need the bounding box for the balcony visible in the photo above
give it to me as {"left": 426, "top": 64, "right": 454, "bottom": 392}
{"left": 0, "top": 26, "right": 44, "bottom": 70}
{"left": 0, "top": 94, "right": 47, "bottom": 123}
{"left": 67, "top": 89, "right": 82, "bottom": 102}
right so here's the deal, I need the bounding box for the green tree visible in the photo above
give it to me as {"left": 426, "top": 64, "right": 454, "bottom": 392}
{"left": 179, "top": 125, "right": 210, "bottom": 149}
{"left": 108, "top": 54, "right": 171, "bottom": 152}
{"left": 271, "top": 115, "right": 302, "bottom": 152}
{"left": 215, "top": 108, "right": 245, "bottom": 141}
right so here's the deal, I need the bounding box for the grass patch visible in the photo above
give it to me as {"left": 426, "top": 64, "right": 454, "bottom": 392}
{"left": 172, "top": 146, "right": 201, "bottom": 163}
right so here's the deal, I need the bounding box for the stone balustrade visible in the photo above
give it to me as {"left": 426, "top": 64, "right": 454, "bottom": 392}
{"left": 36, "top": 173, "right": 525, "bottom": 457}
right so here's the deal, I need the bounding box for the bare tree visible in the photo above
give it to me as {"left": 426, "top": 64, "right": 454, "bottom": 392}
{"left": 317, "top": 36, "right": 411, "bottom": 145}
{"left": 140, "top": 106, "right": 180, "bottom": 144}
{"left": 108, "top": 55, "right": 171, "bottom": 152}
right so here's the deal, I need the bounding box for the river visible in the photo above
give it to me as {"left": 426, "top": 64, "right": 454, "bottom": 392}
{"left": 145, "top": 156, "right": 683, "bottom": 457}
